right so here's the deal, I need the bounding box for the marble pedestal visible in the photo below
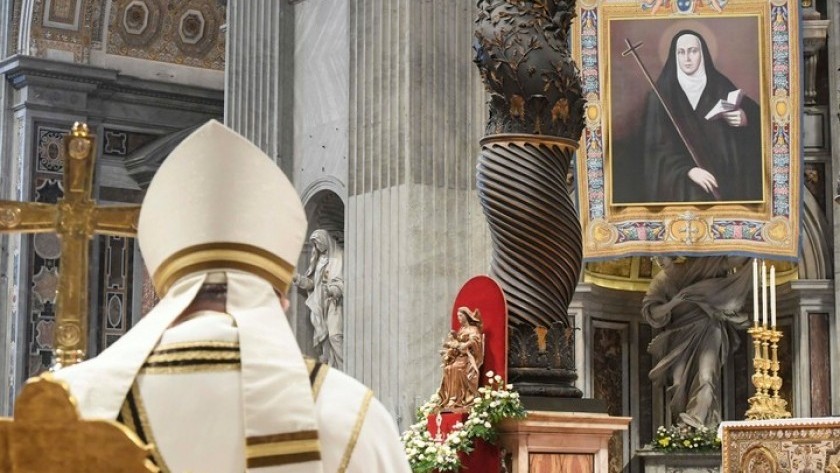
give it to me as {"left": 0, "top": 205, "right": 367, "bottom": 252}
{"left": 497, "top": 411, "right": 630, "bottom": 473}
{"left": 636, "top": 448, "right": 721, "bottom": 473}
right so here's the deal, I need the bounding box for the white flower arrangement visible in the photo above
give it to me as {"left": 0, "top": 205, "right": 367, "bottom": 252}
{"left": 401, "top": 371, "right": 526, "bottom": 473}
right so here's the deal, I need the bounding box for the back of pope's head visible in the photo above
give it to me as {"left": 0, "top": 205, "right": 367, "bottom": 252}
{"left": 138, "top": 119, "right": 307, "bottom": 297}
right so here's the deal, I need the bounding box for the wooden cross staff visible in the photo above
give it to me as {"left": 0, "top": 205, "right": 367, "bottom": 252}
{"left": 0, "top": 123, "right": 140, "bottom": 367}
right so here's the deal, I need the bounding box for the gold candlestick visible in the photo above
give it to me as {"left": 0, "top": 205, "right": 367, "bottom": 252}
{"left": 768, "top": 328, "right": 791, "bottom": 418}
{"left": 745, "top": 325, "right": 791, "bottom": 420}
{"left": 746, "top": 324, "right": 770, "bottom": 419}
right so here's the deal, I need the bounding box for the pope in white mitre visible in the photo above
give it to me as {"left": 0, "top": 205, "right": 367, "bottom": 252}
{"left": 53, "top": 120, "right": 410, "bottom": 473}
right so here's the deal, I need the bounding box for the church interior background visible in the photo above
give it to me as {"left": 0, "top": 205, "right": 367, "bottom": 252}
{"left": 0, "top": 0, "right": 836, "bottom": 471}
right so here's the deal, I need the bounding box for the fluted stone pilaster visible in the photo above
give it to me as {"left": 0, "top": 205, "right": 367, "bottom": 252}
{"left": 346, "top": 0, "right": 491, "bottom": 425}
{"left": 225, "top": 0, "right": 295, "bottom": 176}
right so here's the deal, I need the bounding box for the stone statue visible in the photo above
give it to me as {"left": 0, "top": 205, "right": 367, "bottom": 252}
{"left": 436, "top": 307, "right": 485, "bottom": 411}
{"left": 642, "top": 256, "right": 751, "bottom": 429}
{"left": 293, "top": 229, "right": 344, "bottom": 368}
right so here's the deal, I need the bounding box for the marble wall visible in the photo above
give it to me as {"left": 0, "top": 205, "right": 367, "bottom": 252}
{"left": 294, "top": 0, "right": 348, "bottom": 201}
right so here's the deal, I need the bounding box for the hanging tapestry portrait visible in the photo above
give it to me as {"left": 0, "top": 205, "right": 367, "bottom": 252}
{"left": 573, "top": 0, "right": 801, "bottom": 260}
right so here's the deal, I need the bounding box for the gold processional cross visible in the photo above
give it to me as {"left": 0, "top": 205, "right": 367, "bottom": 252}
{"left": 0, "top": 123, "right": 140, "bottom": 367}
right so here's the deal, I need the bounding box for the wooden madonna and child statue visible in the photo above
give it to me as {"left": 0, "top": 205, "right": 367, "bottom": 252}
{"left": 436, "top": 307, "right": 486, "bottom": 410}
{"left": 417, "top": 276, "right": 513, "bottom": 473}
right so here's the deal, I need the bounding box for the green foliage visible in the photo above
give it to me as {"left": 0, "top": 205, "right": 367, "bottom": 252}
{"left": 651, "top": 424, "right": 722, "bottom": 452}
{"left": 401, "top": 372, "right": 527, "bottom": 473}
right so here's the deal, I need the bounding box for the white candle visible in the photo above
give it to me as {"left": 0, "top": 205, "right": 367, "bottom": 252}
{"left": 770, "top": 265, "right": 776, "bottom": 328}
{"left": 752, "top": 259, "right": 759, "bottom": 325}
{"left": 762, "top": 260, "right": 768, "bottom": 327}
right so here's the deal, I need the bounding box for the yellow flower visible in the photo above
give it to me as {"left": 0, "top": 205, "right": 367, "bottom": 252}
{"left": 683, "top": 440, "right": 691, "bottom": 447}
{"left": 658, "top": 437, "right": 671, "bottom": 447}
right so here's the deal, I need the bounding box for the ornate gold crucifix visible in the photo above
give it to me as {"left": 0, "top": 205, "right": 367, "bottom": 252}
{"left": 0, "top": 123, "right": 140, "bottom": 367}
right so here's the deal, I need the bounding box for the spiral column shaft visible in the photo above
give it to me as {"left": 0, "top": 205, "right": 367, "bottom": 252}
{"left": 477, "top": 134, "right": 582, "bottom": 397}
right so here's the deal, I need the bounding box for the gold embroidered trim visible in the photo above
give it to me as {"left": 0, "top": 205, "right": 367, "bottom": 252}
{"left": 245, "top": 430, "right": 321, "bottom": 467}
{"left": 312, "top": 364, "right": 329, "bottom": 400}
{"left": 247, "top": 452, "right": 321, "bottom": 468}
{"left": 139, "top": 364, "right": 241, "bottom": 375}
{"left": 145, "top": 350, "right": 240, "bottom": 364}
{"left": 153, "top": 242, "right": 294, "bottom": 296}
{"left": 247, "top": 430, "right": 319, "bottom": 445}
{"left": 131, "top": 383, "right": 171, "bottom": 473}
{"left": 337, "top": 390, "right": 374, "bottom": 473}
{"left": 246, "top": 439, "right": 321, "bottom": 457}
{"left": 152, "top": 341, "right": 239, "bottom": 352}
{"left": 141, "top": 343, "right": 241, "bottom": 374}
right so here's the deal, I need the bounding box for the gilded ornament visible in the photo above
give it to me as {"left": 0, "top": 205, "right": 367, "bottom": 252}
{"left": 762, "top": 218, "right": 791, "bottom": 245}
{"left": 669, "top": 214, "right": 708, "bottom": 245}
{"left": 551, "top": 98, "right": 571, "bottom": 123}
{"left": 589, "top": 220, "right": 617, "bottom": 247}
{"left": 68, "top": 137, "right": 92, "bottom": 160}
{"left": 71, "top": 122, "right": 90, "bottom": 137}
{"left": 745, "top": 326, "right": 791, "bottom": 420}
{"left": 772, "top": 96, "right": 791, "bottom": 124}
{"left": 0, "top": 208, "right": 22, "bottom": 228}
{"left": 585, "top": 102, "right": 600, "bottom": 122}
{"left": 56, "top": 323, "right": 82, "bottom": 346}
{"left": 741, "top": 445, "right": 778, "bottom": 473}
{"left": 0, "top": 375, "right": 157, "bottom": 472}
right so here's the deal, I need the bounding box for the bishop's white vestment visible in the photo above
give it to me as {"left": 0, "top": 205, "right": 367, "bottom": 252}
{"left": 54, "top": 271, "right": 410, "bottom": 473}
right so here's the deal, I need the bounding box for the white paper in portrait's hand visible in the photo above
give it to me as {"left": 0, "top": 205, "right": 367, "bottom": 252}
{"left": 704, "top": 89, "right": 743, "bottom": 120}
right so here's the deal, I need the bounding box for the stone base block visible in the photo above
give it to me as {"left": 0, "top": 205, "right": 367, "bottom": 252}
{"left": 636, "top": 448, "right": 721, "bottom": 473}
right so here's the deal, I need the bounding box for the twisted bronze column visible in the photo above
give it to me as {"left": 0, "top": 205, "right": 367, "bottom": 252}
{"left": 474, "top": 0, "right": 584, "bottom": 397}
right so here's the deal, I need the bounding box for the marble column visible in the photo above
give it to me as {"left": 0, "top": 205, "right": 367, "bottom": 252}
{"left": 346, "top": 0, "right": 491, "bottom": 425}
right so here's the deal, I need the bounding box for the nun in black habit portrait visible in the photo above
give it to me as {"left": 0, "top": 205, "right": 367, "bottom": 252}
{"left": 640, "top": 30, "right": 763, "bottom": 204}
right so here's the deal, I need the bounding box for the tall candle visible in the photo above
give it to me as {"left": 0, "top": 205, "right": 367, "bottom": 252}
{"left": 762, "top": 260, "right": 768, "bottom": 327}
{"left": 770, "top": 265, "right": 776, "bottom": 328}
{"left": 752, "top": 259, "right": 759, "bottom": 325}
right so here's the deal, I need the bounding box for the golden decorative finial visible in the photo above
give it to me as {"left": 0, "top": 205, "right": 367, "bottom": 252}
{"left": 71, "top": 121, "right": 90, "bottom": 137}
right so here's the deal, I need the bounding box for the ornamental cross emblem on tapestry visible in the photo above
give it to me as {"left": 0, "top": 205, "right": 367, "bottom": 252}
{"left": 0, "top": 123, "right": 140, "bottom": 367}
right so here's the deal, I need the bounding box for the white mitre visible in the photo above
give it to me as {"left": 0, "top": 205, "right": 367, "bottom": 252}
{"left": 56, "top": 120, "right": 323, "bottom": 473}
{"left": 139, "top": 119, "right": 306, "bottom": 296}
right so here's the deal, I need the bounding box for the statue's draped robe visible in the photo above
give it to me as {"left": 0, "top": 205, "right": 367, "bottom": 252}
{"left": 642, "top": 257, "right": 751, "bottom": 428}
{"left": 54, "top": 272, "right": 409, "bottom": 473}
{"left": 303, "top": 231, "right": 344, "bottom": 367}
{"left": 642, "top": 33, "right": 762, "bottom": 203}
